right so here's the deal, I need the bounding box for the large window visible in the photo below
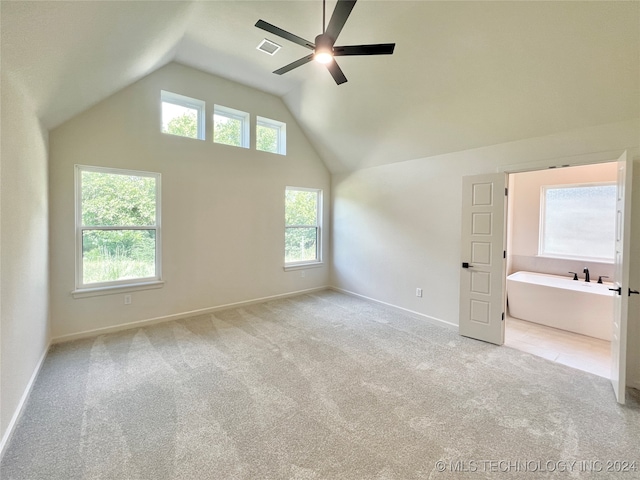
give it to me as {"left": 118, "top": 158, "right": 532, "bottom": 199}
{"left": 540, "top": 183, "right": 616, "bottom": 261}
{"left": 161, "top": 90, "right": 205, "bottom": 140}
{"left": 75, "top": 165, "right": 161, "bottom": 289}
{"left": 213, "top": 105, "right": 250, "bottom": 148}
{"left": 285, "top": 187, "right": 321, "bottom": 265}
{"left": 257, "top": 116, "right": 286, "bottom": 155}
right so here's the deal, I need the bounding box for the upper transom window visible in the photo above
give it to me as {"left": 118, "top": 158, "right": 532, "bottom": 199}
{"left": 257, "top": 116, "right": 286, "bottom": 155}
{"left": 213, "top": 105, "right": 250, "bottom": 148}
{"left": 161, "top": 90, "right": 205, "bottom": 140}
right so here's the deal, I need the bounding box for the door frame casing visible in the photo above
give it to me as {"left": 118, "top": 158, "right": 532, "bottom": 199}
{"left": 498, "top": 149, "right": 638, "bottom": 174}
{"left": 611, "top": 151, "right": 632, "bottom": 403}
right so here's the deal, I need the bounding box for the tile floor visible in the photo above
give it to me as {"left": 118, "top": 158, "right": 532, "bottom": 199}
{"left": 505, "top": 315, "right": 611, "bottom": 378}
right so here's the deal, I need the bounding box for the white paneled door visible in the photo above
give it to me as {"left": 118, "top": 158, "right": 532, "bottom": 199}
{"left": 610, "top": 151, "right": 633, "bottom": 404}
{"left": 459, "top": 173, "right": 507, "bottom": 345}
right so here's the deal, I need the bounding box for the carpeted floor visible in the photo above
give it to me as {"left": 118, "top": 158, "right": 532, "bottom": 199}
{"left": 2, "top": 290, "right": 639, "bottom": 479}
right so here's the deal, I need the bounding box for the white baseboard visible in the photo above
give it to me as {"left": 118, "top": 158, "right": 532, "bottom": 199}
{"left": 0, "top": 341, "right": 51, "bottom": 460}
{"left": 629, "top": 379, "right": 640, "bottom": 391}
{"left": 51, "top": 286, "right": 330, "bottom": 344}
{"left": 329, "top": 286, "right": 458, "bottom": 330}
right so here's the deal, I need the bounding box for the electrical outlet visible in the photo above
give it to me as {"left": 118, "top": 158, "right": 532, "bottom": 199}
{"left": 124, "top": 294, "right": 132, "bottom": 305}
{"left": 416, "top": 288, "right": 422, "bottom": 297}
{"left": 301, "top": 270, "right": 306, "bottom": 278}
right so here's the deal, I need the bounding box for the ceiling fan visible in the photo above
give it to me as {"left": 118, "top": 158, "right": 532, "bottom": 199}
{"left": 255, "top": 0, "right": 395, "bottom": 85}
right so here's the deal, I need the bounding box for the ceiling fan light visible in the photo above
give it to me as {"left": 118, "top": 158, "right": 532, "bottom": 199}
{"left": 314, "top": 51, "right": 333, "bottom": 64}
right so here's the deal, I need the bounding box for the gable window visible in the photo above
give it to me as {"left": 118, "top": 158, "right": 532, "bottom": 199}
{"left": 285, "top": 187, "right": 321, "bottom": 266}
{"left": 540, "top": 183, "right": 616, "bottom": 261}
{"left": 213, "top": 105, "right": 250, "bottom": 148}
{"left": 257, "top": 116, "right": 286, "bottom": 155}
{"left": 75, "top": 165, "right": 161, "bottom": 291}
{"left": 161, "top": 90, "right": 205, "bottom": 140}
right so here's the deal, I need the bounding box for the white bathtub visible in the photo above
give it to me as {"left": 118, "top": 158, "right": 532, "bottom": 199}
{"left": 507, "top": 271, "right": 614, "bottom": 341}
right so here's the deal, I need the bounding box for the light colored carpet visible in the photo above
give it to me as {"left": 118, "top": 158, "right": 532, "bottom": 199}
{"left": 1, "top": 290, "right": 639, "bottom": 479}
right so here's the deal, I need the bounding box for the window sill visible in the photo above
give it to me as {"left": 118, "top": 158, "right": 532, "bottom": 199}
{"left": 72, "top": 281, "right": 165, "bottom": 299}
{"left": 284, "top": 262, "right": 323, "bottom": 272}
{"left": 536, "top": 254, "right": 614, "bottom": 264}
{"left": 258, "top": 150, "right": 286, "bottom": 156}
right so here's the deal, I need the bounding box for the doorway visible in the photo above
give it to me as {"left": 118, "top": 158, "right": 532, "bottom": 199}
{"left": 504, "top": 163, "right": 617, "bottom": 378}
{"left": 459, "top": 149, "right": 634, "bottom": 403}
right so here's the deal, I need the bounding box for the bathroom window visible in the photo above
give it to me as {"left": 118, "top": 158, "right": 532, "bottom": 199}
{"left": 540, "top": 183, "right": 616, "bottom": 261}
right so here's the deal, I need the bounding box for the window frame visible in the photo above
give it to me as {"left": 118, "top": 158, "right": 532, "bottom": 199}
{"left": 161, "top": 90, "right": 205, "bottom": 140}
{"left": 213, "top": 104, "right": 250, "bottom": 148}
{"left": 257, "top": 116, "right": 287, "bottom": 155}
{"left": 538, "top": 181, "right": 616, "bottom": 263}
{"left": 74, "top": 165, "right": 163, "bottom": 294}
{"left": 284, "top": 186, "right": 322, "bottom": 269}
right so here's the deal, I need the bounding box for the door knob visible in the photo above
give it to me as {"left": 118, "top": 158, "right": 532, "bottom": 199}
{"left": 462, "top": 262, "right": 474, "bottom": 269}
{"left": 629, "top": 288, "right": 639, "bottom": 296}
{"left": 609, "top": 286, "right": 622, "bottom": 295}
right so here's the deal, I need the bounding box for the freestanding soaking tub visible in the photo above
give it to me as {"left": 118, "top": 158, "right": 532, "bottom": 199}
{"left": 506, "top": 271, "right": 614, "bottom": 341}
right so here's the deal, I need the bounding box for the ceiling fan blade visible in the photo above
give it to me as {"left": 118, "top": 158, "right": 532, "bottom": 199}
{"left": 333, "top": 43, "right": 395, "bottom": 56}
{"left": 255, "top": 20, "right": 315, "bottom": 50}
{"left": 325, "top": 0, "right": 357, "bottom": 43}
{"left": 326, "top": 60, "right": 348, "bottom": 85}
{"left": 274, "top": 54, "right": 315, "bottom": 75}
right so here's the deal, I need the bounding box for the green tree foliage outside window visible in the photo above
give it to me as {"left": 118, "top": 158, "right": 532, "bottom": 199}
{"left": 166, "top": 110, "right": 282, "bottom": 153}
{"left": 81, "top": 170, "right": 158, "bottom": 284}
{"left": 162, "top": 97, "right": 200, "bottom": 139}
{"left": 285, "top": 189, "right": 320, "bottom": 263}
{"left": 214, "top": 114, "right": 243, "bottom": 147}
{"left": 165, "top": 111, "right": 198, "bottom": 138}
{"left": 257, "top": 124, "right": 278, "bottom": 153}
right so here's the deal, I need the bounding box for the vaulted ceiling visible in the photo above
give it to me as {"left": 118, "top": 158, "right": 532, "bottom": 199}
{"left": 2, "top": 1, "right": 638, "bottom": 172}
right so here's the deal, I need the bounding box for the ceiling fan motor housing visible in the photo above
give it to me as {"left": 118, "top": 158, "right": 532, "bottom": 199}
{"left": 315, "top": 34, "right": 334, "bottom": 53}
{"left": 314, "top": 34, "right": 334, "bottom": 63}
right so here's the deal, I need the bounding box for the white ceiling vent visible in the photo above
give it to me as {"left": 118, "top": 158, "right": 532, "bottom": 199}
{"left": 257, "top": 39, "right": 281, "bottom": 56}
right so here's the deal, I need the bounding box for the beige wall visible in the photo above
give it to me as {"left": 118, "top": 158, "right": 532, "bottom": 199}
{"left": 3, "top": 58, "right": 638, "bottom": 449}
{"left": 331, "top": 118, "right": 640, "bottom": 388}
{"left": 507, "top": 163, "right": 617, "bottom": 279}
{"left": 0, "top": 76, "right": 50, "bottom": 444}
{"left": 49, "top": 63, "right": 330, "bottom": 339}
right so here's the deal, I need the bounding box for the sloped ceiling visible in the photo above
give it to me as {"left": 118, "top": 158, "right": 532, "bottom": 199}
{"left": 2, "top": 1, "right": 638, "bottom": 172}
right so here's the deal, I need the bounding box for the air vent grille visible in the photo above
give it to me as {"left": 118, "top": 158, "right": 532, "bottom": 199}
{"left": 257, "top": 39, "right": 282, "bottom": 55}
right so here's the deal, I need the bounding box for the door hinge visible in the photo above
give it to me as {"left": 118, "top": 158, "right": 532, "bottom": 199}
{"left": 503, "top": 250, "right": 506, "bottom": 259}
{"left": 505, "top": 187, "right": 508, "bottom": 196}
{"left": 502, "top": 312, "right": 505, "bottom": 321}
